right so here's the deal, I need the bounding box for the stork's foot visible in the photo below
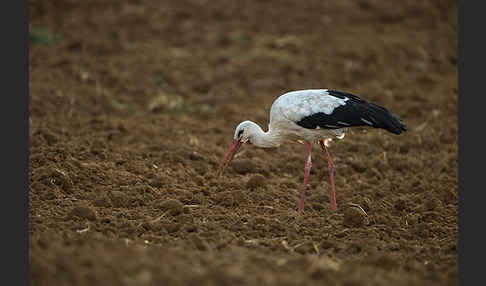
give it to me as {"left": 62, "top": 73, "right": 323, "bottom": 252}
{"left": 297, "top": 206, "right": 305, "bottom": 216}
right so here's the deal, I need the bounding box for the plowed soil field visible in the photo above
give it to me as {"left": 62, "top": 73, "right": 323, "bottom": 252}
{"left": 29, "top": 1, "right": 458, "bottom": 285}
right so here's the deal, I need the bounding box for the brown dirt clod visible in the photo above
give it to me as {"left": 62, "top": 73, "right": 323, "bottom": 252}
{"left": 246, "top": 174, "right": 266, "bottom": 189}
{"left": 231, "top": 159, "right": 257, "bottom": 174}
{"left": 343, "top": 207, "right": 366, "bottom": 228}
{"left": 68, "top": 206, "right": 97, "bottom": 221}
{"left": 158, "top": 199, "right": 184, "bottom": 216}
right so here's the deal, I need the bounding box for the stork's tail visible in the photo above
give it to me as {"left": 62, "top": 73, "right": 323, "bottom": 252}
{"left": 360, "top": 103, "right": 406, "bottom": 135}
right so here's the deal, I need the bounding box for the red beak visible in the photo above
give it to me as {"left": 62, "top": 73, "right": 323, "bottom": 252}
{"left": 219, "top": 139, "right": 242, "bottom": 174}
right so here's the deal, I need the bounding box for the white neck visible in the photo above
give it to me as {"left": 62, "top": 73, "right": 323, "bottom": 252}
{"left": 246, "top": 121, "right": 282, "bottom": 148}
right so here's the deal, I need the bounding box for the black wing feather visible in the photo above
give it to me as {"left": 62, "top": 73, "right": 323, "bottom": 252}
{"left": 295, "top": 90, "right": 406, "bottom": 135}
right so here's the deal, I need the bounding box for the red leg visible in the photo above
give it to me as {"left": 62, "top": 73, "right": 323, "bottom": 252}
{"left": 319, "top": 139, "right": 337, "bottom": 211}
{"left": 299, "top": 141, "right": 312, "bottom": 214}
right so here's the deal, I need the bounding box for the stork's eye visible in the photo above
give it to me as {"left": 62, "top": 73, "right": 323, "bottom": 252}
{"left": 237, "top": 130, "right": 244, "bottom": 138}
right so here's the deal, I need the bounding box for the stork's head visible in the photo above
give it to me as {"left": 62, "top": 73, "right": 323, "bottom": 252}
{"left": 233, "top": 120, "right": 256, "bottom": 143}
{"left": 219, "top": 120, "right": 257, "bottom": 174}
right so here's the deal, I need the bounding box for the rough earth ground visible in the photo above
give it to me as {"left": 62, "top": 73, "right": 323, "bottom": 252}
{"left": 29, "top": 1, "right": 458, "bottom": 285}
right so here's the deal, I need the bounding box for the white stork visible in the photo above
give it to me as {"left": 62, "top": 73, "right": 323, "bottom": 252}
{"left": 219, "top": 89, "right": 406, "bottom": 213}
